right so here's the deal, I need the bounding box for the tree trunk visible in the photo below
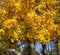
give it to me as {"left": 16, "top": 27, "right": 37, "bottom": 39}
{"left": 27, "top": 39, "right": 31, "bottom": 55}
{"left": 34, "top": 41, "right": 36, "bottom": 50}
{"left": 50, "top": 42, "right": 52, "bottom": 55}
{"left": 57, "top": 41, "right": 59, "bottom": 55}
{"left": 42, "top": 44, "right": 46, "bottom": 55}
{"left": 55, "top": 40, "right": 59, "bottom": 55}
{"left": 48, "top": 44, "right": 49, "bottom": 55}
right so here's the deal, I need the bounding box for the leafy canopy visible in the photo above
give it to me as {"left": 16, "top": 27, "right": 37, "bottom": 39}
{"left": 0, "top": 0, "right": 60, "bottom": 44}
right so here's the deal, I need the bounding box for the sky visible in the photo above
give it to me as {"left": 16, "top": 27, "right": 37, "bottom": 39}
{"left": 35, "top": 41, "right": 55, "bottom": 52}
{"left": 18, "top": 40, "right": 55, "bottom": 53}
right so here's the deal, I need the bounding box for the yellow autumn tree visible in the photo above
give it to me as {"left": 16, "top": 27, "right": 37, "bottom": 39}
{"left": 0, "top": 0, "right": 60, "bottom": 55}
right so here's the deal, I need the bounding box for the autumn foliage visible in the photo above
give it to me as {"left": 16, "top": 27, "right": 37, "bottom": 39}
{"left": 0, "top": 0, "right": 60, "bottom": 48}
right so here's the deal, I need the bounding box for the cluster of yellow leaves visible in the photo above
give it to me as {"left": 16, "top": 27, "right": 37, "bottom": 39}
{"left": 44, "top": 0, "right": 58, "bottom": 5}
{"left": 10, "top": 25, "right": 21, "bottom": 43}
{"left": 0, "top": 9, "right": 7, "bottom": 14}
{"left": 14, "top": 2, "right": 21, "bottom": 10}
{"left": 0, "top": 29, "right": 5, "bottom": 42}
{"left": 0, "top": 0, "right": 60, "bottom": 44}
{"left": 24, "top": 0, "right": 59, "bottom": 44}
{"left": 0, "top": 29, "right": 5, "bottom": 35}
{"left": 3, "top": 19, "right": 18, "bottom": 29}
{"left": 38, "top": 28, "right": 50, "bottom": 44}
